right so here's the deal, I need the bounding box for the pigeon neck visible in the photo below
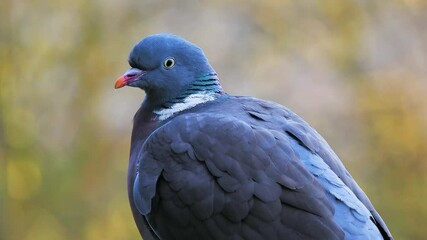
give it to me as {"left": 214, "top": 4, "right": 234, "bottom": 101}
{"left": 153, "top": 73, "right": 222, "bottom": 121}
{"left": 153, "top": 92, "right": 218, "bottom": 121}
{"left": 189, "top": 72, "right": 223, "bottom": 94}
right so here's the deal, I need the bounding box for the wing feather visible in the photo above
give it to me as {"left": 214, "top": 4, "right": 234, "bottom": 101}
{"left": 134, "top": 112, "right": 344, "bottom": 239}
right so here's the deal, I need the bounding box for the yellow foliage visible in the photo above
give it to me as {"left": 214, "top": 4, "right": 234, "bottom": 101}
{"left": 7, "top": 160, "right": 42, "bottom": 201}
{"left": 1, "top": 0, "right": 426, "bottom": 239}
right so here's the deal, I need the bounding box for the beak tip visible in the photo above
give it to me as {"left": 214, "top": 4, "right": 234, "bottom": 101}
{"left": 114, "top": 77, "right": 127, "bottom": 89}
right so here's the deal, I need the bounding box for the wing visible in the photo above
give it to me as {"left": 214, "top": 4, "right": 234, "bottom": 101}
{"left": 133, "top": 113, "right": 347, "bottom": 240}
{"left": 241, "top": 98, "right": 392, "bottom": 239}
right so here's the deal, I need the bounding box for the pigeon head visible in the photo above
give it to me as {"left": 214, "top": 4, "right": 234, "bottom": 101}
{"left": 115, "top": 34, "right": 222, "bottom": 108}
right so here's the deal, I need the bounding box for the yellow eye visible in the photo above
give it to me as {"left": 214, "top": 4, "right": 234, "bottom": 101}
{"left": 163, "top": 57, "right": 175, "bottom": 69}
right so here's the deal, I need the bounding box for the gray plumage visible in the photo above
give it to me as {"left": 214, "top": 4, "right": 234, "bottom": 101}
{"left": 114, "top": 34, "right": 393, "bottom": 240}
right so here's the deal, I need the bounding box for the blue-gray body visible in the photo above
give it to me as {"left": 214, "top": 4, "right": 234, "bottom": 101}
{"left": 115, "top": 34, "right": 393, "bottom": 240}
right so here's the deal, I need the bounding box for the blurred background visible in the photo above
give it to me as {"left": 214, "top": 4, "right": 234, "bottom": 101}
{"left": 1, "top": 0, "right": 427, "bottom": 239}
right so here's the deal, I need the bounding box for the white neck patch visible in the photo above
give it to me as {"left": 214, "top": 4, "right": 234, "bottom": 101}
{"left": 153, "top": 92, "right": 216, "bottom": 121}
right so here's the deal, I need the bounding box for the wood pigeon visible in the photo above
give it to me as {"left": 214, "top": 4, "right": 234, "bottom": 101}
{"left": 114, "top": 34, "right": 393, "bottom": 240}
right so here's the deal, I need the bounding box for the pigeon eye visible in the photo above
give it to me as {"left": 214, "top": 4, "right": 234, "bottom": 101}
{"left": 163, "top": 58, "right": 175, "bottom": 69}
